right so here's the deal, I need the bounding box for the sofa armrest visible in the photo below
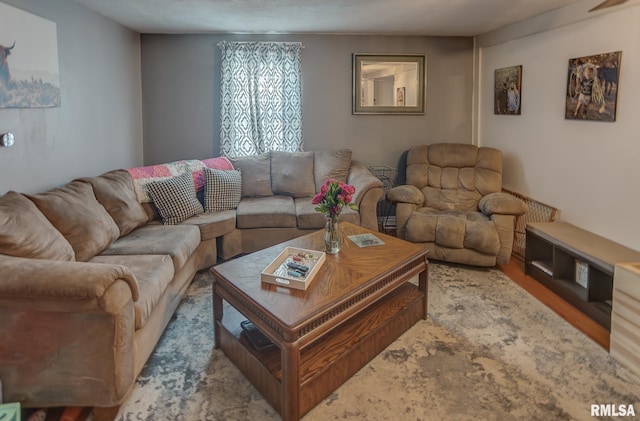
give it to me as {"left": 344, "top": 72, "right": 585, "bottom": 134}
{"left": 347, "top": 161, "right": 384, "bottom": 231}
{"left": 347, "top": 161, "right": 384, "bottom": 207}
{"left": 387, "top": 185, "right": 425, "bottom": 206}
{"left": 491, "top": 214, "right": 518, "bottom": 265}
{"left": 0, "top": 254, "right": 140, "bottom": 407}
{"left": 0, "top": 254, "right": 139, "bottom": 303}
{"left": 478, "top": 192, "right": 528, "bottom": 216}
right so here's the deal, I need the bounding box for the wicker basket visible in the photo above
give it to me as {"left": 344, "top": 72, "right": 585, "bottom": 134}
{"left": 502, "top": 188, "right": 559, "bottom": 260}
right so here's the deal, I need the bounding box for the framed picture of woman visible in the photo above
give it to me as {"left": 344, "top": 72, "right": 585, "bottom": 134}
{"left": 494, "top": 65, "right": 522, "bottom": 115}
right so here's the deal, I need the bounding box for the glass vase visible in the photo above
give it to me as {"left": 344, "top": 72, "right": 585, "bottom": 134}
{"left": 324, "top": 215, "right": 341, "bottom": 254}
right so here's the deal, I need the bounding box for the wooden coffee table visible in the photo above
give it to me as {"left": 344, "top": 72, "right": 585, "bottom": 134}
{"left": 211, "top": 222, "right": 428, "bottom": 421}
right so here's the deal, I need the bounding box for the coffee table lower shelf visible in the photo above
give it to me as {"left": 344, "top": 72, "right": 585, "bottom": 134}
{"left": 217, "top": 282, "right": 424, "bottom": 418}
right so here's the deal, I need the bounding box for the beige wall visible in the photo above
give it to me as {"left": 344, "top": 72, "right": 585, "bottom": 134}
{"left": 140, "top": 34, "right": 474, "bottom": 172}
{"left": 5, "top": 1, "right": 636, "bottom": 253}
{"left": 477, "top": 3, "right": 640, "bottom": 250}
{"left": 4, "top": 0, "right": 636, "bottom": 252}
{"left": 0, "top": 0, "right": 143, "bottom": 195}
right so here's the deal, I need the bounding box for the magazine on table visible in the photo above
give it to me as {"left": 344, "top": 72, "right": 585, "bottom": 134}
{"left": 348, "top": 233, "right": 385, "bottom": 248}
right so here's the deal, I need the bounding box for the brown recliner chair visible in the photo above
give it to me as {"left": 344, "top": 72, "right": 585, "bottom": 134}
{"left": 387, "top": 143, "right": 527, "bottom": 267}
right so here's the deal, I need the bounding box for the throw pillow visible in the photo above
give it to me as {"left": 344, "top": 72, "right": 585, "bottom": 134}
{"left": 228, "top": 154, "right": 273, "bottom": 197}
{"left": 270, "top": 151, "right": 315, "bottom": 197}
{"left": 147, "top": 172, "right": 204, "bottom": 225}
{"left": 83, "top": 170, "right": 150, "bottom": 236}
{"left": 204, "top": 168, "right": 242, "bottom": 212}
{"left": 0, "top": 191, "right": 75, "bottom": 261}
{"left": 27, "top": 181, "right": 121, "bottom": 262}
{"left": 313, "top": 149, "right": 352, "bottom": 192}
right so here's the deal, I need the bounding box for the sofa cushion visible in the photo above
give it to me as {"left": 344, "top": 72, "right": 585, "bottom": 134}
{"left": 236, "top": 196, "right": 296, "bottom": 229}
{"left": 204, "top": 168, "right": 242, "bottom": 212}
{"left": 90, "top": 254, "right": 175, "bottom": 329}
{"left": 0, "top": 191, "right": 75, "bottom": 261}
{"left": 423, "top": 185, "right": 481, "bottom": 212}
{"left": 464, "top": 219, "right": 501, "bottom": 255}
{"left": 270, "top": 151, "right": 315, "bottom": 197}
{"left": 147, "top": 173, "right": 204, "bottom": 225}
{"left": 435, "top": 215, "right": 466, "bottom": 249}
{"left": 27, "top": 181, "right": 120, "bottom": 262}
{"left": 180, "top": 210, "right": 237, "bottom": 241}
{"left": 229, "top": 154, "right": 273, "bottom": 197}
{"left": 294, "top": 197, "right": 359, "bottom": 229}
{"left": 428, "top": 143, "right": 478, "bottom": 168}
{"left": 405, "top": 210, "right": 500, "bottom": 255}
{"left": 101, "top": 224, "right": 200, "bottom": 271}
{"left": 474, "top": 148, "right": 503, "bottom": 195}
{"left": 313, "top": 149, "right": 352, "bottom": 192}
{"left": 83, "top": 170, "right": 149, "bottom": 236}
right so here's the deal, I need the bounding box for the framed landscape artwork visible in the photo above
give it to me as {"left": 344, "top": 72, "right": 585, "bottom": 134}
{"left": 494, "top": 65, "right": 522, "bottom": 115}
{"left": 0, "top": 2, "right": 61, "bottom": 108}
{"left": 565, "top": 51, "right": 621, "bottom": 122}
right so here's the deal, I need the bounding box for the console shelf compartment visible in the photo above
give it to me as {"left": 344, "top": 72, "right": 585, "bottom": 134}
{"left": 525, "top": 222, "right": 640, "bottom": 331}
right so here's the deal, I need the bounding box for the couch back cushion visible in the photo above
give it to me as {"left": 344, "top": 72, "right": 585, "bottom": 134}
{"left": 313, "top": 149, "right": 352, "bottom": 192}
{"left": 229, "top": 154, "right": 273, "bottom": 197}
{"left": 27, "top": 181, "right": 120, "bottom": 262}
{"left": 270, "top": 151, "right": 315, "bottom": 197}
{"left": 83, "top": 170, "right": 150, "bottom": 236}
{"left": 406, "top": 143, "right": 503, "bottom": 211}
{"left": 0, "top": 191, "right": 75, "bottom": 260}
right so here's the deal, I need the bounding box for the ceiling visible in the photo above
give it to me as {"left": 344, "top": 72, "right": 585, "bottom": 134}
{"left": 70, "top": 0, "right": 598, "bottom": 36}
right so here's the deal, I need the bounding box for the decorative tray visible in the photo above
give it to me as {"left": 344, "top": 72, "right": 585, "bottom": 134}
{"left": 261, "top": 247, "right": 326, "bottom": 290}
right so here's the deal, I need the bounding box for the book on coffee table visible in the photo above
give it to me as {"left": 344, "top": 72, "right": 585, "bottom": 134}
{"left": 348, "top": 233, "right": 385, "bottom": 247}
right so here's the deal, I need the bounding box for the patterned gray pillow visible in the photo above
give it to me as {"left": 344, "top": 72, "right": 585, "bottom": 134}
{"left": 204, "top": 168, "right": 242, "bottom": 212}
{"left": 147, "top": 172, "right": 204, "bottom": 225}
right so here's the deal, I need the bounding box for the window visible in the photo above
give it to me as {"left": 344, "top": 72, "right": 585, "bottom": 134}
{"left": 219, "top": 41, "right": 304, "bottom": 157}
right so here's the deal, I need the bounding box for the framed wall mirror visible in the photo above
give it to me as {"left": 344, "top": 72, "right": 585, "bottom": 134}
{"left": 353, "top": 54, "right": 426, "bottom": 115}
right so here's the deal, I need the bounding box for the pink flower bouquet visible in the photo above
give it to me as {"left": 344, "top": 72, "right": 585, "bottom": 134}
{"left": 311, "top": 179, "right": 358, "bottom": 217}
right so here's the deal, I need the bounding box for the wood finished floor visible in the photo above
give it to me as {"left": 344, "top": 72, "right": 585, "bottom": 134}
{"left": 498, "top": 257, "right": 610, "bottom": 350}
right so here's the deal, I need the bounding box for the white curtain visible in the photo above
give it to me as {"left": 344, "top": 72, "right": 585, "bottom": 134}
{"left": 219, "top": 41, "right": 304, "bottom": 157}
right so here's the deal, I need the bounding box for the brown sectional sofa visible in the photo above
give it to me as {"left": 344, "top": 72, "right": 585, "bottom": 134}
{"left": 0, "top": 149, "right": 383, "bottom": 413}
{"left": 215, "top": 150, "right": 383, "bottom": 257}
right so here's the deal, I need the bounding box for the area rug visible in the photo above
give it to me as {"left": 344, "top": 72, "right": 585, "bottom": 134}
{"left": 115, "top": 263, "right": 639, "bottom": 420}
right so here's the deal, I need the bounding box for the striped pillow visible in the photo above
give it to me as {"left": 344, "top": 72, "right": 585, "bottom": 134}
{"left": 147, "top": 173, "right": 204, "bottom": 225}
{"left": 204, "top": 168, "right": 242, "bottom": 212}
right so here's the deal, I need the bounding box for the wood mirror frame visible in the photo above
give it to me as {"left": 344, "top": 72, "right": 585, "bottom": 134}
{"left": 353, "top": 54, "right": 426, "bottom": 115}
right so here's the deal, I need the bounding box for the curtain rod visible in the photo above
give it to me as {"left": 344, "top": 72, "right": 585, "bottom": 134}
{"left": 217, "top": 41, "right": 304, "bottom": 48}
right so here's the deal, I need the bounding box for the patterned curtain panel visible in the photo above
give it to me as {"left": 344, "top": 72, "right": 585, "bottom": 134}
{"left": 219, "top": 41, "right": 304, "bottom": 157}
